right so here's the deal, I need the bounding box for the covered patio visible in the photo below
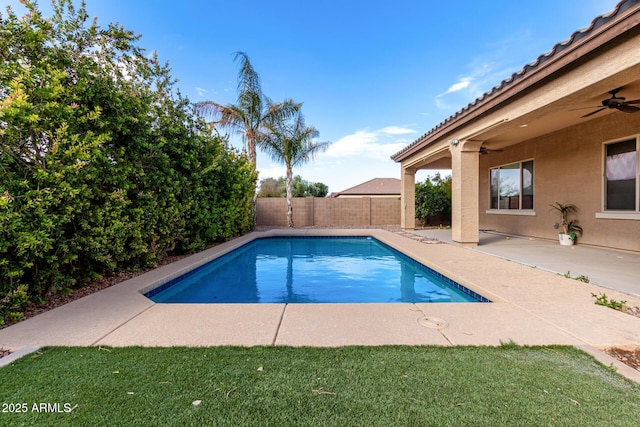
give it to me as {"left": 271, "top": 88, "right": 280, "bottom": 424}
{"left": 392, "top": 0, "right": 640, "bottom": 252}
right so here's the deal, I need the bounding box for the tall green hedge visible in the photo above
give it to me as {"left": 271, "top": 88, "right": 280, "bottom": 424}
{"left": 0, "top": 1, "right": 256, "bottom": 319}
{"left": 415, "top": 174, "right": 452, "bottom": 226}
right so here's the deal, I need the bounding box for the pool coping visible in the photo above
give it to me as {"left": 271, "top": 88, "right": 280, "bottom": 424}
{"left": 1, "top": 228, "right": 639, "bottom": 382}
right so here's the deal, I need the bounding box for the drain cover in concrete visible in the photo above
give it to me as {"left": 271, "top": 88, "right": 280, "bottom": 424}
{"left": 418, "top": 317, "right": 448, "bottom": 329}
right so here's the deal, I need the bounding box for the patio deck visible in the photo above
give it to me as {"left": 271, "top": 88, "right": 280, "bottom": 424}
{"left": 1, "top": 228, "right": 639, "bottom": 381}
{"left": 411, "top": 228, "right": 640, "bottom": 297}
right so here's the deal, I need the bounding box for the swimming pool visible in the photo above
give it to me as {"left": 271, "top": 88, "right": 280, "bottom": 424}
{"left": 146, "top": 236, "right": 490, "bottom": 304}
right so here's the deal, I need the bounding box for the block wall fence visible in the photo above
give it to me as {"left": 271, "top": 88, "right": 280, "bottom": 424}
{"left": 256, "top": 197, "right": 401, "bottom": 227}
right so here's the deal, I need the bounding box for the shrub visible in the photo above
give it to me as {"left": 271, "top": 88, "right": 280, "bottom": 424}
{"left": 415, "top": 173, "right": 452, "bottom": 225}
{"left": 0, "top": 1, "right": 256, "bottom": 308}
{"left": 0, "top": 285, "right": 30, "bottom": 325}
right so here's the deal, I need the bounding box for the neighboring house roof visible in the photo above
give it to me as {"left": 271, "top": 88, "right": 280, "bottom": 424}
{"left": 392, "top": 0, "right": 640, "bottom": 162}
{"left": 334, "top": 178, "right": 401, "bottom": 196}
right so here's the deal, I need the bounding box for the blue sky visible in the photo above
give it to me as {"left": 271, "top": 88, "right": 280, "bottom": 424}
{"left": 2, "top": 0, "right": 620, "bottom": 193}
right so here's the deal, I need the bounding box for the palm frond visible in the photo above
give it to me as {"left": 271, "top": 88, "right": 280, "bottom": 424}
{"left": 260, "top": 123, "right": 288, "bottom": 166}
{"left": 260, "top": 111, "right": 329, "bottom": 168}
{"left": 264, "top": 98, "right": 301, "bottom": 124}
{"left": 234, "top": 51, "right": 262, "bottom": 98}
{"left": 194, "top": 101, "right": 221, "bottom": 119}
{"left": 217, "top": 104, "right": 246, "bottom": 129}
{"left": 195, "top": 52, "right": 302, "bottom": 167}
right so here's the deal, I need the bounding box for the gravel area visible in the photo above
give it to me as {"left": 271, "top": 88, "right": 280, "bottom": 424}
{"left": 605, "top": 347, "right": 640, "bottom": 372}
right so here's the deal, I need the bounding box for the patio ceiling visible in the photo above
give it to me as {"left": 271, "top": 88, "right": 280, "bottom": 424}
{"left": 479, "top": 76, "right": 640, "bottom": 152}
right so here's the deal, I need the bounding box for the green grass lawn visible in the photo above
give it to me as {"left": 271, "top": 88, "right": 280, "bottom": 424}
{"left": 1, "top": 345, "right": 638, "bottom": 426}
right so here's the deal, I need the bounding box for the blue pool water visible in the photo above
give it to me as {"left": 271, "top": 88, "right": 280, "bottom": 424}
{"left": 146, "top": 237, "right": 489, "bottom": 304}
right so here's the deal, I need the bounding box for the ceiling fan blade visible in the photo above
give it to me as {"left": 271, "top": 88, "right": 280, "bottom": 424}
{"left": 624, "top": 99, "right": 640, "bottom": 105}
{"left": 581, "top": 107, "right": 607, "bottom": 118}
{"left": 479, "top": 147, "right": 503, "bottom": 154}
{"left": 569, "top": 106, "right": 602, "bottom": 111}
{"left": 617, "top": 105, "right": 640, "bottom": 113}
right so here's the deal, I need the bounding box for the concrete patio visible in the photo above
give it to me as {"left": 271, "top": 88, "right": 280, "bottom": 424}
{"left": 411, "top": 228, "right": 640, "bottom": 297}
{"left": 1, "top": 228, "right": 639, "bottom": 381}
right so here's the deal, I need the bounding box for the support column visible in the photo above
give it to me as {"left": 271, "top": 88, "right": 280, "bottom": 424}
{"left": 450, "top": 143, "right": 480, "bottom": 245}
{"left": 401, "top": 168, "right": 416, "bottom": 230}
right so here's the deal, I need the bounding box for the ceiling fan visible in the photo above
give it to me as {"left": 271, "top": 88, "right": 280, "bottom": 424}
{"left": 575, "top": 88, "right": 640, "bottom": 118}
{"left": 479, "top": 146, "right": 503, "bottom": 155}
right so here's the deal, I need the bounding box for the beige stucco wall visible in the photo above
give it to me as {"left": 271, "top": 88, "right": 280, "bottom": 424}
{"left": 256, "top": 197, "right": 401, "bottom": 227}
{"left": 370, "top": 198, "right": 402, "bottom": 226}
{"left": 478, "top": 113, "right": 640, "bottom": 251}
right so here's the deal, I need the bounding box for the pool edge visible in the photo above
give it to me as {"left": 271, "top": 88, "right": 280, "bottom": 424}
{"left": 140, "top": 229, "right": 493, "bottom": 304}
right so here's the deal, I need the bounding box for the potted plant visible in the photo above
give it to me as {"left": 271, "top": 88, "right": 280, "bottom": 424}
{"left": 549, "top": 202, "right": 583, "bottom": 246}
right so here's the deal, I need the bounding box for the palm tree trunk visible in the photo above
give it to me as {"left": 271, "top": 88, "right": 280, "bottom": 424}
{"left": 246, "top": 133, "right": 258, "bottom": 228}
{"left": 245, "top": 132, "right": 257, "bottom": 167}
{"left": 248, "top": 140, "right": 257, "bottom": 166}
{"left": 286, "top": 164, "right": 294, "bottom": 227}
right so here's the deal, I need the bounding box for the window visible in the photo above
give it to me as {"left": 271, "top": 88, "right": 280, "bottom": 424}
{"left": 604, "top": 138, "right": 638, "bottom": 211}
{"left": 490, "top": 160, "right": 534, "bottom": 210}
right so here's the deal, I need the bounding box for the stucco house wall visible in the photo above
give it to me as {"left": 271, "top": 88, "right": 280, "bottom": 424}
{"left": 478, "top": 112, "right": 640, "bottom": 251}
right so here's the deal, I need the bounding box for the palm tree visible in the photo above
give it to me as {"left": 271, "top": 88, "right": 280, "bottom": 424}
{"left": 195, "top": 51, "right": 298, "bottom": 167}
{"left": 261, "top": 110, "right": 329, "bottom": 227}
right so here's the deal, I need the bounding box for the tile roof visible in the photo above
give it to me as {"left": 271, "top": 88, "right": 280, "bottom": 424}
{"left": 392, "top": 0, "right": 640, "bottom": 161}
{"left": 335, "top": 178, "right": 401, "bottom": 196}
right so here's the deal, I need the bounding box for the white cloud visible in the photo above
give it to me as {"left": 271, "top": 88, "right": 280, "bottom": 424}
{"left": 433, "top": 31, "right": 539, "bottom": 111}
{"left": 195, "top": 87, "right": 208, "bottom": 97}
{"left": 322, "top": 127, "right": 413, "bottom": 161}
{"left": 378, "top": 126, "right": 415, "bottom": 135}
{"left": 440, "top": 78, "right": 473, "bottom": 96}
{"left": 323, "top": 130, "right": 377, "bottom": 158}
{"left": 434, "top": 63, "right": 509, "bottom": 110}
